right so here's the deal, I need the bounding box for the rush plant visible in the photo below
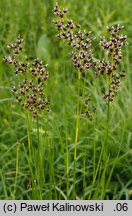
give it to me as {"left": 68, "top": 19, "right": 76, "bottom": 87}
{"left": 3, "top": 36, "right": 50, "bottom": 199}
{"left": 53, "top": 3, "right": 128, "bottom": 199}
{"left": 2, "top": 2, "right": 129, "bottom": 200}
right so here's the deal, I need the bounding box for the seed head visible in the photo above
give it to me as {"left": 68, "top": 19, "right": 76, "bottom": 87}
{"left": 53, "top": 3, "right": 96, "bottom": 73}
{"left": 3, "top": 37, "right": 50, "bottom": 118}
{"left": 96, "top": 24, "right": 128, "bottom": 102}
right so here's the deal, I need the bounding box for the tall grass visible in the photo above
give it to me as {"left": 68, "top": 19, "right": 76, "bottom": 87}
{"left": 0, "top": 0, "right": 132, "bottom": 200}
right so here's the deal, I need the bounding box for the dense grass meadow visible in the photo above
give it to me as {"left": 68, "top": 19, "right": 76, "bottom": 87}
{"left": 0, "top": 0, "right": 132, "bottom": 200}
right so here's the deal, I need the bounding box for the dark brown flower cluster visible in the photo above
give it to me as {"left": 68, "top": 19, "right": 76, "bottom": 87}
{"left": 81, "top": 95, "right": 96, "bottom": 121}
{"left": 3, "top": 36, "right": 25, "bottom": 74}
{"left": 3, "top": 36, "right": 50, "bottom": 118}
{"left": 53, "top": 3, "right": 96, "bottom": 73}
{"left": 96, "top": 24, "right": 127, "bottom": 102}
{"left": 103, "top": 71, "right": 126, "bottom": 101}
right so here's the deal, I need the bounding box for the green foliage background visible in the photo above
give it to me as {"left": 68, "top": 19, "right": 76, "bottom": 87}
{"left": 0, "top": 0, "right": 132, "bottom": 199}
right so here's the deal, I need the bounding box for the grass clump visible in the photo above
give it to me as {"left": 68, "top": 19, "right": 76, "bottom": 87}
{"left": 0, "top": 0, "right": 131, "bottom": 200}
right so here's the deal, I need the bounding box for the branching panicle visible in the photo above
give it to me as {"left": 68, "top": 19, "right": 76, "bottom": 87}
{"left": 97, "top": 24, "right": 127, "bottom": 102}
{"left": 3, "top": 37, "right": 50, "bottom": 118}
{"left": 53, "top": 3, "right": 96, "bottom": 73}
{"left": 54, "top": 4, "right": 128, "bottom": 116}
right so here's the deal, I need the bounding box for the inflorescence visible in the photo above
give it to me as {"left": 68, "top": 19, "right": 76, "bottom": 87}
{"left": 53, "top": 3, "right": 128, "bottom": 120}
{"left": 81, "top": 95, "right": 96, "bottom": 121}
{"left": 53, "top": 3, "right": 97, "bottom": 121}
{"left": 4, "top": 5, "right": 127, "bottom": 120}
{"left": 97, "top": 24, "right": 127, "bottom": 102}
{"left": 3, "top": 36, "right": 50, "bottom": 118}
{"left": 53, "top": 3, "right": 96, "bottom": 73}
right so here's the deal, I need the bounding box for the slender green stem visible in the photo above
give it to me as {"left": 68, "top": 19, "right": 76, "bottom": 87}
{"left": 105, "top": 97, "right": 110, "bottom": 160}
{"left": 92, "top": 155, "right": 110, "bottom": 199}
{"left": 88, "top": 140, "right": 105, "bottom": 199}
{"left": 82, "top": 148, "right": 86, "bottom": 199}
{"left": 26, "top": 112, "right": 38, "bottom": 198}
{"left": 100, "top": 74, "right": 112, "bottom": 198}
{"left": 93, "top": 116, "right": 97, "bottom": 181}
{"left": 104, "top": 73, "right": 112, "bottom": 160}
{"left": 102, "top": 122, "right": 126, "bottom": 199}
{"left": 26, "top": 112, "right": 32, "bottom": 164}
{"left": 46, "top": 113, "right": 53, "bottom": 199}
{"left": 0, "top": 170, "right": 8, "bottom": 199}
{"left": 66, "top": 138, "right": 69, "bottom": 199}
{"left": 13, "top": 141, "right": 20, "bottom": 199}
{"left": 100, "top": 155, "right": 110, "bottom": 199}
{"left": 26, "top": 112, "right": 40, "bottom": 199}
{"left": 36, "top": 113, "right": 43, "bottom": 199}
{"left": 64, "top": 93, "right": 69, "bottom": 200}
{"left": 22, "top": 143, "right": 37, "bottom": 198}
{"left": 73, "top": 69, "right": 81, "bottom": 199}
{"left": 37, "top": 114, "right": 40, "bottom": 148}
{"left": 62, "top": 51, "right": 69, "bottom": 199}
{"left": 101, "top": 76, "right": 111, "bottom": 198}
{"left": 52, "top": 116, "right": 64, "bottom": 199}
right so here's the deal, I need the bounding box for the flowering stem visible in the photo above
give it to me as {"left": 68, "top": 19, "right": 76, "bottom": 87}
{"left": 26, "top": 112, "right": 32, "bottom": 164}
{"left": 105, "top": 91, "right": 110, "bottom": 159}
{"left": 36, "top": 113, "right": 43, "bottom": 199}
{"left": 101, "top": 75, "right": 111, "bottom": 198}
{"left": 73, "top": 69, "right": 81, "bottom": 199}
{"left": 36, "top": 114, "right": 40, "bottom": 162}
